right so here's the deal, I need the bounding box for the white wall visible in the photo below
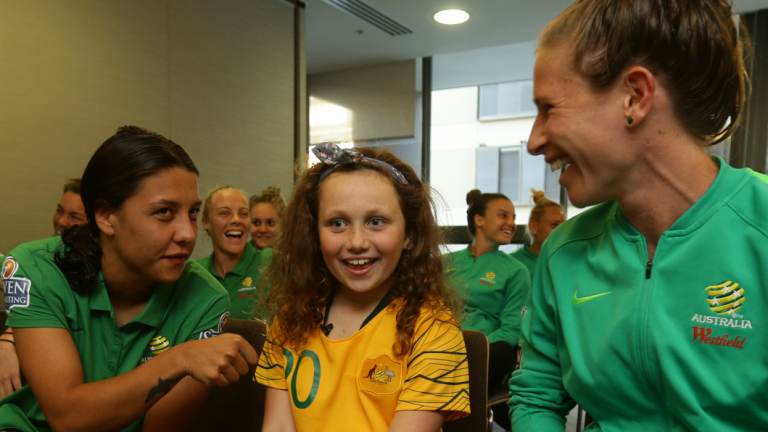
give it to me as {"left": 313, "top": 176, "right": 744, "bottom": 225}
{"left": 432, "top": 41, "right": 537, "bottom": 90}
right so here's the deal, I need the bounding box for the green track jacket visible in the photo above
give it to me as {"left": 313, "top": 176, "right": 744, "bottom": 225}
{"left": 510, "top": 160, "right": 768, "bottom": 431}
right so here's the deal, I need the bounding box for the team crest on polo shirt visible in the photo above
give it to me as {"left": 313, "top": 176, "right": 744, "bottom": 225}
{"left": 238, "top": 277, "right": 257, "bottom": 299}
{"left": 149, "top": 336, "right": 171, "bottom": 356}
{"left": 2, "top": 256, "right": 32, "bottom": 310}
{"left": 141, "top": 335, "right": 173, "bottom": 362}
{"left": 690, "top": 280, "right": 752, "bottom": 349}
{"left": 479, "top": 271, "right": 496, "bottom": 286}
{"left": 358, "top": 355, "right": 402, "bottom": 395}
{"left": 199, "top": 311, "right": 230, "bottom": 339}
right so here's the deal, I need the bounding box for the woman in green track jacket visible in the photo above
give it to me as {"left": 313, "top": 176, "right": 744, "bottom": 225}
{"left": 445, "top": 189, "right": 530, "bottom": 429}
{"left": 509, "top": 1, "right": 768, "bottom": 431}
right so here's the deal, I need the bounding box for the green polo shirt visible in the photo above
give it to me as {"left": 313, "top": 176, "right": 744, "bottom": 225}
{"left": 197, "top": 243, "right": 271, "bottom": 320}
{"left": 0, "top": 237, "right": 229, "bottom": 432}
{"left": 445, "top": 247, "right": 531, "bottom": 346}
{"left": 510, "top": 245, "right": 537, "bottom": 281}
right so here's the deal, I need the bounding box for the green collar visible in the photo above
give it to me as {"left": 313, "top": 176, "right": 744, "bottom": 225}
{"left": 204, "top": 242, "right": 258, "bottom": 279}
{"left": 91, "top": 270, "right": 176, "bottom": 328}
{"left": 229, "top": 242, "right": 258, "bottom": 277}
{"left": 464, "top": 245, "right": 502, "bottom": 260}
{"left": 615, "top": 157, "right": 744, "bottom": 238}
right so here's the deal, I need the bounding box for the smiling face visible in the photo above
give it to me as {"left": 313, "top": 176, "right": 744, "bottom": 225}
{"left": 53, "top": 191, "right": 87, "bottom": 234}
{"left": 528, "top": 43, "right": 638, "bottom": 207}
{"left": 204, "top": 188, "right": 250, "bottom": 258}
{"left": 250, "top": 202, "right": 279, "bottom": 249}
{"left": 475, "top": 198, "right": 516, "bottom": 246}
{"left": 317, "top": 169, "right": 409, "bottom": 301}
{"left": 99, "top": 167, "right": 201, "bottom": 286}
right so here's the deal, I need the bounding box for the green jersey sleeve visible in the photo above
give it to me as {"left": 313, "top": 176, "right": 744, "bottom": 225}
{"left": 179, "top": 262, "right": 231, "bottom": 342}
{"left": 3, "top": 251, "right": 68, "bottom": 330}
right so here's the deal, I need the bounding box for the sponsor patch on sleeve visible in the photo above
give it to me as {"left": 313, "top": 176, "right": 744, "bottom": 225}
{"left": 2, "top": 256, "right": 32, "bottom": 310}
{"left": 199, "top": 311, "right": 230, "bottom": 339}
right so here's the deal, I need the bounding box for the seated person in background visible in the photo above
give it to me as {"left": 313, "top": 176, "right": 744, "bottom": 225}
{"left": 52, "top": 178, "right": 86, "bottom": 235}
{"left": 0, "top": 178, "right": 90, "bottom": 396}
{"left": 510, "top": 189, "right": 564, "bottom": 278}
{"left": 444, "top": 189, "right": 530, "bottom": 430}
{"left": 198, "top": 186, "right": 271, "bottom": 320}
{"left": 257, "top": 144, "right": 469, "bottom": 431}
{"left": 248, "top": 185, "right": 284, "bottom": 251}
{"left": 510, "top": 1, "right": 768, "bottom": 430}
{"left": 0, "top": 126, "right": 257, "bottom": 432}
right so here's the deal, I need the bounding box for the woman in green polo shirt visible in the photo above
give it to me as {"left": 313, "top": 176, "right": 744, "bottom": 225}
{"left": 198, "top": 186, "right": 271, "bottom": 319}
{"left": 444, "top": 189, "right": 531, "bottom": 429}
{"left": 0, "top": 126, "right": 258, "bottom": 432}
{"left": 510, "top": 190, "right": 564, "bottom": 278}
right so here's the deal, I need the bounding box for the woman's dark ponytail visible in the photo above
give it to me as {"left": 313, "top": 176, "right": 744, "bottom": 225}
{"left": 55, "top": 224, "right": 102, "bottom": 294}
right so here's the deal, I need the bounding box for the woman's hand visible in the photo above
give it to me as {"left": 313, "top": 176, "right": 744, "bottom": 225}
{"left": 172, "top": 333, "right": 259, "bottom": 386}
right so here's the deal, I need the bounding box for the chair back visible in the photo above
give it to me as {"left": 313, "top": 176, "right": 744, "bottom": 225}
{"left": 192, "top": 318, "right": 268, "bottom": 432}
{"left": 444, "top": 330, "right": 489, "bottom": 432}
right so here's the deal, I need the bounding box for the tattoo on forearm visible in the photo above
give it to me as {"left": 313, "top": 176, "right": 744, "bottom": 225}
{"left": 145, "top": 377, "right": 182, "bottom": 405}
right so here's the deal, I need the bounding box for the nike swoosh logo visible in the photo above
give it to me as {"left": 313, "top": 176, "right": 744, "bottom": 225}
{"left": 573, "top": 290, "right": 612, "bottom": 305}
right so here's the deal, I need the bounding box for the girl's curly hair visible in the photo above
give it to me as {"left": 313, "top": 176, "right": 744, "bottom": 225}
{"left": 266, "top": 147, "right": 459, "bottom": 356}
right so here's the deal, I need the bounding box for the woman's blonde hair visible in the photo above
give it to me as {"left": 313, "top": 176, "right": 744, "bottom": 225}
{"left": 528, "top": 189, "right": 562, "bottom": 223}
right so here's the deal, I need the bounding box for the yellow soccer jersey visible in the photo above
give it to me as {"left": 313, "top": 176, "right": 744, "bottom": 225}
{"left": 255, "top": 303, "right": 470, "bottom": 431}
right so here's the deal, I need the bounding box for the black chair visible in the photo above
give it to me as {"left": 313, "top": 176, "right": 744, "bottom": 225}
{"left": 192, "top": 319, "right": 268, "bottom": 432}
{"left": 444, "top": 330, "right": 489, "bottom": 432}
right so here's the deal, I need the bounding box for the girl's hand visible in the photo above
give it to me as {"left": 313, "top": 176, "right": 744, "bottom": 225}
{"left": 172, "top": 333, "right": 259, "bottom": 386}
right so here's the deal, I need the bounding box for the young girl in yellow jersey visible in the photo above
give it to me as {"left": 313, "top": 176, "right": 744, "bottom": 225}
{"left": 255, "top": 144, "right": 470, "bottom": 431}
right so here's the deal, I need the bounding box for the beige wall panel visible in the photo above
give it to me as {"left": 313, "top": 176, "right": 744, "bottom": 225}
{"left": 309, "top": 60, "right": 415, "bottom": 143}
{"left": 0, "top": 0, "right": 169, "bottom": 252}
{"left": 0, "top": 0, "right": 297, "bottom": 256}
{"left": 167, "top": 0, "right": 295, "bottom": 258}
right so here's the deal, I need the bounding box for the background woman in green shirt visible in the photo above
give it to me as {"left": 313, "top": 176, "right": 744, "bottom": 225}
{"left": 199, "top": 186, "right": 272, "bottom": 319}
{"left": 445, "top": 189, "right": 531, "bottom": 430}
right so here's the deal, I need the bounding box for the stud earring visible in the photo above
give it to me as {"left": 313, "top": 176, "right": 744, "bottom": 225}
{"left": 626, "top": 115, "right": 634, "bottom": 126}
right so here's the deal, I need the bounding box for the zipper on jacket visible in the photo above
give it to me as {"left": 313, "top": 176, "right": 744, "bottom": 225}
{"left": 645, "top": 259, "right": 653, "bottom": 279}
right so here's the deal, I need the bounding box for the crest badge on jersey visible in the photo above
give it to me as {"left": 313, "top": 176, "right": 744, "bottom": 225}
{"left": 479, "top": 271, "right": 496, "bottom": 286}
{"left": 690, "top": 279, "right": 751, "bottom": 349}
{"left": 704, "top": 280, "right": 745, "bottom": 315}
{"left": 2, "top": 256, "right": 18, "bottom": 279}
{"left": 359, "top": 354, "right": 402, "bottom": 395}
{"left": 2, "top": 256, "right": 32, "bottom": 310}
{"left": 150, "top": 336, "right": 171, "bottom": 356}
